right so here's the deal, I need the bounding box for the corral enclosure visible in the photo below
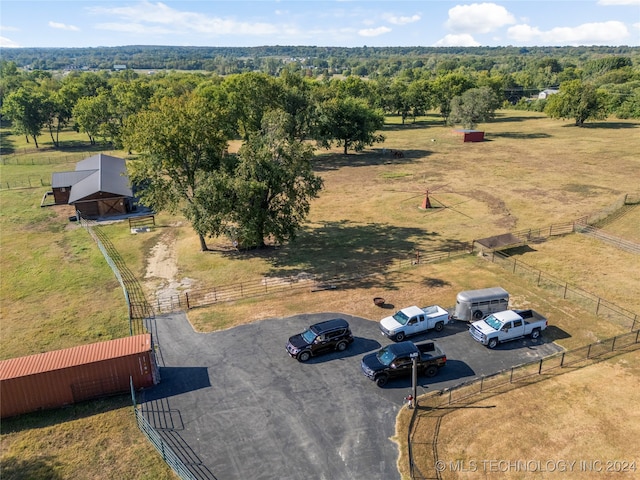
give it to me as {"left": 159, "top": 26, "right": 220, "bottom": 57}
{"left": 1, "top": 111, "right": 639, "bottom": 480}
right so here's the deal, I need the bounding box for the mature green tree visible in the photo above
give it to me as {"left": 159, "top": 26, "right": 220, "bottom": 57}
{"left": 545, "top": 79, "right": 608, "bottom": 126}
{"left": 122, "top": 92, "right": 230, "bottom": 251}
{"left": 449, "top": 86, "right": 501, "bottom": 129}
{"left": 313, "top": 96, "right": 385, "bottom": 154}
{"left": 2, "top": 87, "right": 49, "bottom": 147}
{"left": 222, "top": 72, "right": 282, "bottom": 138}
{"left": 432, "top": 73, "right": 476, "bottom": 122}
{"left": 194, "top": 110, "right": 323, "bottom": 248}
{"left": 72, "top": 90, "right": 112, "bottom": 145}
{"left": 276, "top": 70, "right": 314, "bottom": 141}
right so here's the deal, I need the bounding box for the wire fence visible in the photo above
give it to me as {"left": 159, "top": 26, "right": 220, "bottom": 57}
{"left": 488, "top": 250, "right": 638, "bottom": 331}
{"left": 407, "top": 329, "right": 640, "bottom": 480}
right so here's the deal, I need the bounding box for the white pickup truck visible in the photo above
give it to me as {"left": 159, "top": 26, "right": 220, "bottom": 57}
{"left": 469, "top": 309, "right": 548, "bottom": 348}
{"left": 379, "top": 305, "right": 451, "bottom": 342}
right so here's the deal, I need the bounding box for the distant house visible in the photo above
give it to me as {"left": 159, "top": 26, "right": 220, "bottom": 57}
{"left": 538, "top": 89, "right": 559, "bottom": 99}
{"left": 51, "top": 153, "right": 134, "bottom": 218}
{"left": 113, "top": 64, "right": 127, "bottom": 71}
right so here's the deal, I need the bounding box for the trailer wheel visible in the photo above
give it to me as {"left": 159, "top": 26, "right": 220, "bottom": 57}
{"left": 473, "top": 310, "right": 483, "bottom": 319}
{"left": 394, "top": 332, "right": 405, "bottom": 342}
{"left": 434, "top": 321, "right": 444, "bottom": 332}
{"left": 298, "top": 351, "right": 311, "bottom": 362}
{"left": 375, "top": 375, "right": 388, "bottom": 387}
{"left": 530, "top": 329, "right": 541, "bottom": 340}
{"left": 424, "top": 365, "right": 438, "bottom": 378}
{"left": 487, "top": 338, "right": 499, "bottom": 349}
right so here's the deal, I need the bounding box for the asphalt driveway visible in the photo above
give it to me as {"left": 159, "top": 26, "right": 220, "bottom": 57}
{"left": 141, "top": 312, "right": 562, "bottom": 480}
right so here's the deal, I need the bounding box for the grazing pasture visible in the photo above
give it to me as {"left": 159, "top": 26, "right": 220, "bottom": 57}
{"left": 1, "top": 111, "right": 638, "bottom": 479}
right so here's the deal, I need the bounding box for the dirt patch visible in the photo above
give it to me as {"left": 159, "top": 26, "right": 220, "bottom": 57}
{"left": 470, "top": 189, "right": 517, "bottom": 230}
{"left": 144, "top": 231, "right": 194, "bottom": 301}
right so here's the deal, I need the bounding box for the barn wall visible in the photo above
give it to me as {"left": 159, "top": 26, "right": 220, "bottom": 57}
{"left": 52, "top": 187, "right": 70, "bottom": 205}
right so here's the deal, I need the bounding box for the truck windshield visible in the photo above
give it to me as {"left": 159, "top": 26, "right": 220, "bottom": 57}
{"left": 301, "top": 329, "right": 316, "bottom": 343}
{"left": 376, "top": 346, "right": 397, "bottom": 366}
{"left": 484, "top": 315, "right": 502, "bottom": 330}
{"left": 392, "top": 311, "right": 409, "bottom": 326}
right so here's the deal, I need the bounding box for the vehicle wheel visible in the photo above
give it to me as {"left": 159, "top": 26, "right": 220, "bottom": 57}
{"left": 487, "top": 338, "right": 499, "bottom": 349}
{"left": 336, "top": 341, "right": 347, "bottom": 352}
{"left": 473, "top": 310, "right": 483, "bottom": 319}
{"left": 531, "top": 328, "right": 541, "bottom": 340}
{"left": 424, "top": 365, "right": 438, "bottom": 378}
{"left": 434, "top": 322, "right": 444, "bottom": 332}
{"left": 375, "top": 375, "right": 388, "bottom": 387}
{"left": 395, "top": 332, "right": 405, "bottom": 342}
{"left": 298, "top": 351, "right": 311, "bottom": 362}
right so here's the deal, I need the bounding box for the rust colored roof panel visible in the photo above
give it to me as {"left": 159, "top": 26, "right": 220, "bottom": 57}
{"left": 0, "top": 334, "right": 151, "bottom": 381}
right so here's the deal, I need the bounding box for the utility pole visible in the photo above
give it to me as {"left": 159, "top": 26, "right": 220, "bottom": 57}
{"left": 410, "top": 352, "right": 418, "bottom": 408}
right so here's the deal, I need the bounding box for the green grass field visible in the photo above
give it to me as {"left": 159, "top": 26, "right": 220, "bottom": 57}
{"left": 1, "top": 111, "right": 639, "bottom": 479}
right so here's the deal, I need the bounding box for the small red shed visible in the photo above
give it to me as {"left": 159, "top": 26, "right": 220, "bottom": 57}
{"left": 0, "top": 334, "right": 158, "bottom": 418}
{"left": 454, "top": 129, "right": 485, "bottom": 142}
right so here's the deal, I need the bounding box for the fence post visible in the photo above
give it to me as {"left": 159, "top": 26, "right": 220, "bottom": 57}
{"left": 510, "top": 368, "right": 514, "bottom": 383}
{"left": 537, "top": 270, "right": 542, "bottom": 286}
{"left": 513, "top": 258, "right": 517, "bottom": 273}
{"left": 587, "top": 344, "right": 592, "bottom": 359}
{"left": 596, "top": 297, "right": 601, "bottom": 315}
{"left": 560, "top": 352, "right": 565, "bottom": 367}
{"left": 538, "top": 359, "right": 543, "bottom": 374}
{"left": 185, "top": 292, "right": 190, "bottom": 310}
{"left": 563, "top": 283, "right": 568, "bottom": 299}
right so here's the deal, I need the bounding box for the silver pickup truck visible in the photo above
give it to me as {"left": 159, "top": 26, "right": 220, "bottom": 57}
{"left": 469, "top": 309, "right": 548, "bottom": 349}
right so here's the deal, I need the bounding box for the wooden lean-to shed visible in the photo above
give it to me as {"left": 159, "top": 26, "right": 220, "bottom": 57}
{"left": 0, "top": 334, "right": 158, "bottom": 419}
{"left": 454, "top": 129, "right": 485, "bottom": 142}
{"left": 51, "top": 153, "right": 134, "bottom": 218}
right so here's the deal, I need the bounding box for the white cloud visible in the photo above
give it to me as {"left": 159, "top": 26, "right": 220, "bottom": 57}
{"left": 597, "top": 0, "right": 640, "bottom": 5}
{"left": 385, "top": 14, "right": 421, "bottom": 26}
{"left": 89, "top": 0, "right": 283, "bottom": 37}
{"left": 0, "top": 25, "right": 19, "bottom": 32}
{"left": 445, "top": 3, "right": 516, "bottom": 34}
{"left": 48, "top": 21, "right": 80, "bottom": 32}
{"left": 359, "top": 26, "right": 392, "bottom": 37}
{"left": 508, "top": 21, "right": 631, "bottom": 45}
{"left": 0, "top": 36, "right": 21, "bottom": 48}
{"left": 434, "top": 34, "right": 480, "bottom": 47}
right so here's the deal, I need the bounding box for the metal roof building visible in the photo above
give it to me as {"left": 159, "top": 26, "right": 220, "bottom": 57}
{"left": 0, "top": 334, "right": 158, "bottom": 418}
{"left": 50, "top": 153, "right": 134, "bottom": 218}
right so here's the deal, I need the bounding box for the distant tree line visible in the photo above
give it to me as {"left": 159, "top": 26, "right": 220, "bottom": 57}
{"left": 1, "top": 47, "right": 639, "bottom": 248}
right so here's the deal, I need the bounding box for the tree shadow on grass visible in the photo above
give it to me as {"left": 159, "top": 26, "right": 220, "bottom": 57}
{"left": 580, "top": 121, "right": 640, "bottom": 129}
{"left": 0, "top": 456, "right": 64, "bottom": 480}
{"left": 312, "top": 148, "right": 432, "bottom": 170}
{"left": 0, "top": 394, "right": 132, "bottom": 434}
{"left": 224, "top": 221, "right": 471, "bottom": 295}
{"left": 489, "top": 132, "right": 552, "bottom": 139}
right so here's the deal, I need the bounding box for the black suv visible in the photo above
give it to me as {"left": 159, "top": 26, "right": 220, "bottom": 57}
{"left": 286, "top": 318, "right": 354, "bottom": 362}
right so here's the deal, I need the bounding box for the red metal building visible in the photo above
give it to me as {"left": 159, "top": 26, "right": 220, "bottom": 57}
{"left": 454, "top": 129, "right": 485, "bottom": 142}
{"left": 0, "top": 334, "right": 158, "bottom": 418}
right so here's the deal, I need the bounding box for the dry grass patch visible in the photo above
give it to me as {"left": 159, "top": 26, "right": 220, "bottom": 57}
{"left": 0, "top": 396, "right": 177, "bottom": 480}
{"left": 432, "top": 350, "right": 640, "bottom": 480}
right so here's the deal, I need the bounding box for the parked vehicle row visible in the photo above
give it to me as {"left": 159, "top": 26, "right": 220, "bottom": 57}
{"left": 285, "top": 288, "right": 549, "bottom": 387}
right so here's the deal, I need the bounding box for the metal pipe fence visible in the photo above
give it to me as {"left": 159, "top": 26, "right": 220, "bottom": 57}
{"left": 152, "top": 245, "right": 472, "bottom": 313}
{"left": 408, "top": 329, "right": 640, "bottom": 480}
{"left": 130, "top": 380, "right": 198, "bottom": 480}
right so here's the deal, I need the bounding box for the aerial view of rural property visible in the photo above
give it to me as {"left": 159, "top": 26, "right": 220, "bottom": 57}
{"left": 1, "top": 1, "right": 639, "bottom": 479}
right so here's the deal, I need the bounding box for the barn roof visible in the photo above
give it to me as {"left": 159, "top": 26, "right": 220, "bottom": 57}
{"left": 67, "top": 153, "right": 133, "bottom": 203}
{"left": 0, "top": 334, "right": 151, "bottom": 380}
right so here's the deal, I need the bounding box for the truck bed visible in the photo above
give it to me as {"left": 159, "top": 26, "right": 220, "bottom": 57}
{"left": 514, "top": 309, "right": 547, "bottom": 324}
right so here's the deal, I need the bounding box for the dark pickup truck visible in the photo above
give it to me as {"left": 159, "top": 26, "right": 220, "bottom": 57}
{"left": 361, "top": 341, "right": 447, "bottom": 387}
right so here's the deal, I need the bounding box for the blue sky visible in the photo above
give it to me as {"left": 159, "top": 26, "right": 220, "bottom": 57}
{"left": 1, "top": 1, "right": 639, "bottom": 49}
